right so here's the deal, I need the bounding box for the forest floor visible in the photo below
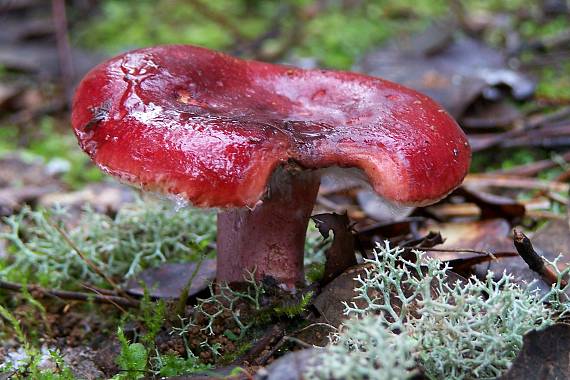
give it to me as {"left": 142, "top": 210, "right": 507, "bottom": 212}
{"left": 1, "top": 1, "right": 570, "bottom": 379}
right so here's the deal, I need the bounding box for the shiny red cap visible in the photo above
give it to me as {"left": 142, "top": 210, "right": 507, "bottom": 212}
{"left": 72, "top": 45, "right": 470, "bottom": 207}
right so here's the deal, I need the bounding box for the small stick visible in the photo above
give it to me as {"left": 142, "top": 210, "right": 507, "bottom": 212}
{"left": 233, "top": 322, "right": 287, "bottom": 366}
{"left": 0, "top": 280, "right": 139, "bottom": 309}
{"left": 188, "top": 0, "right": 246, "bottom": 42}
{"left": 49, "top": 220, "right": 131, "bottom": 300}
{"left": 419, "top": 247, "right": 500, "bottom": 260}
{"left": 176, "top": 253, "right": 206, "bottom": 316}
{"left": 51, "top": 0, "right": 74, "bottom": 102}
{"left": 463, "top": 174, "right": 569, "bottom": 193}
{"left": 80, "top": 283, "right": 128, "bottom": 313}
{"left": 512, "top": 228, "right": 566, "bottom": 287}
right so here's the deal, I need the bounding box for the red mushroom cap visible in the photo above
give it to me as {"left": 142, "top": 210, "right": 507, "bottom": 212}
{"left": 72, "top": 45, "right": 470, "bottom": 207}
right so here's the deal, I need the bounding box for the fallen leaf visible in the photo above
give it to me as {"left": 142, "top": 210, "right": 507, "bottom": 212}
{"left": 499, "top": 324, "right": 570, "bottom": 380}
{"left": 532, "top": 219, "right": 570, "bottom": 262}
{"left": 312, "top": 265, "right": 371, "bottom": 328}
{"left": 254, "top": 349, "right": 323, "bottom": 380}
{"left": 357, "top": 26, "right": 534, "bottom": 118}
{"left": 421, "top": 219, "right": 514, "bottom": 261}
{"left": 311, "top": 213, "right": 357, "bottom": 285}
{"left": 356, "top": 217, "right": 426, "bottom": 250}
{"left": 126, "top": 259, "right": 216, "bottom": 300}
{"left": 455, "top": 187, "right": 526, "bottom": 223}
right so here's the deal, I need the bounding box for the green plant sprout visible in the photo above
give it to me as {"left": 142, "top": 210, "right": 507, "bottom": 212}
{"left": 0, "top": 305, "right": 74, "bottom": 379}
{"left": 113, "top": 327, "right": 148, "bottom": 380}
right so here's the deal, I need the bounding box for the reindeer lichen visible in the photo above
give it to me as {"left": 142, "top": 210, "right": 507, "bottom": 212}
{"left": 0, "top": 200, "right": 216, "bottom": 288}
{"left": 310, "top": 242, "right": 560, "bottom": 380}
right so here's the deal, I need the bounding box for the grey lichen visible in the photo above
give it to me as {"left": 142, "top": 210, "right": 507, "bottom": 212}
{"left": 0, "top": 199, "right": 216, "bottom": 288}
{"left": 309, "top": 242, "right": 564, "bottom": 380}
{"left": 306, "top": 315, "right": 418, "bottom": 380}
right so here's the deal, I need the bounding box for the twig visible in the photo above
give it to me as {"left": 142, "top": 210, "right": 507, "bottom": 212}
{"left": 463, "top": 174, "right": 569, "bottom": 193}
{"left": 420, "top": 247, "right": 499, "bottom": 260}
{"left": 48, "top": 220, "right": 133, "bottom": 300}
{"left": 176, "top": 253, "right": 206, "bottom": 316}
{"left": 0, "top": 280, "right": 139, "bottom": 309}
{"left": 470, "top": 106, "right": 570, "bottom": 151}
{"left": 188, "top": 0, "right": 246, "bottom": 42}
{"left": 492, "top": 151, "right": 570, "bottom": 177}
{"left": 80, "top": 283, "right": 128, "bottom": 313}
{"left": 282, "top": 336, "right": 313, "bottom": 348}
{"left": 233, "top": 322, "right": 287, "bottom": 366}
{"left": 51, "top": 0, "right": 74, "bottom": 103}
{"left": 512, "top": 228, "right": 566, "bottom": 287}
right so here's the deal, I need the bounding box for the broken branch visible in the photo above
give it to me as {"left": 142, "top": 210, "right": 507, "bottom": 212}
{"left": 0, "top": 280, "right": 139, "bottom": 309}
{"left": 512, "top": 228, "right": 566, "bottom": 287}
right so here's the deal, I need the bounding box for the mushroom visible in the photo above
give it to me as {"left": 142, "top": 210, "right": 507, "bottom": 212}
{"left": 71, "top": 45, "right": 470, "bottom": 289}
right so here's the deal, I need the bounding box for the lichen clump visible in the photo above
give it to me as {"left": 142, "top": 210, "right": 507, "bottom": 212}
{"left": 0, "top": 200, "right": 216, "bottom": 288}
{"left": 310, "top": 242, "right": 566, "bottom": 380}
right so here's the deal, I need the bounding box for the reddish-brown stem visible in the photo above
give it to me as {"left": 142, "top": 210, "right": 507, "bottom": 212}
{"left": 216, "top": 166, "right": 320, "bottom": 289}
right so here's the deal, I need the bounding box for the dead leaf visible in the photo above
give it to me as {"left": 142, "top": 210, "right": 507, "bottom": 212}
{"left": 356, "top": 217, "right": 426, "bottom": 250}
{"left": 312, "top": 265, "right": 371, "bottom": 328}
{"left": 499, "top": 324, "right": 570, "bottom": 380}
{"left": 421, "top": 219, "right": 514, "bottom": 261}
{"left": 454, "top": 187, "right": 526, "bottom": 223}
{"left": 532, "top": 219, "right": 570, "bottom": 261}
{"left": 311, "top": 213, "right": 357, "bottom": 285}
{"left": 357, "top": 26, "right": 534, "bottom": 118}
{"left": 126, "top": 260, "right": 216, "bottom": 300}
{"left": 255, "top": 349, "right": 323, "bottom": 380}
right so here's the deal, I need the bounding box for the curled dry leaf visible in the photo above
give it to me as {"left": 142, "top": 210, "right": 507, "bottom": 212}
{"left": 499, "top": 324, "right": 570, "bottom": 380}
{"left": 126, "top": 259, "right": 216, "bottom": 300}
{"left": 357, "top": 26, "right": 534, "bottom": 118}
{"left": 311, "top": 212, "right": 357, "bottom": 285}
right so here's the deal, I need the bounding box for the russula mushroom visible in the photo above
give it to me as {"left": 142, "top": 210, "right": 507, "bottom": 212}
{"left": 71, "top": 45, "right": 470, "bottom": 289}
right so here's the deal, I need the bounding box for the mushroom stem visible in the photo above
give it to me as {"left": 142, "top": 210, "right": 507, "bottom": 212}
{"left": 216, "top": 166, "right": 321, "bottom": 289}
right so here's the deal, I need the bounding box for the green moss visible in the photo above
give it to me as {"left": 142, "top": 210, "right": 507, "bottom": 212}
{"left": 76, "top": 0, "right": 448, "bottom": 70}
{"left": 218, "top": 340, "right": 253, "bottom": 365}
{"left": 0, "top": 126, "right": 18, "bottom": 154}
{"left": 0, "top": 305, "right": 75, "bottom": 379}
{"left": 274, "top": 291, "right": 314, "bottom": 318}
{"left": 470, "top": 148, "right": 545, "bottom": 172}
{"left": 155, "top": 354, "right": 211, "bottom": 377}
{"left": 537, "top": 62, "right": 570, "bottom": 101}
{"left": 305, "top": 263, "right": 325, "bottom": 283}
{"left": 520, "top": 16, "right": 570, "bottom": 40}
